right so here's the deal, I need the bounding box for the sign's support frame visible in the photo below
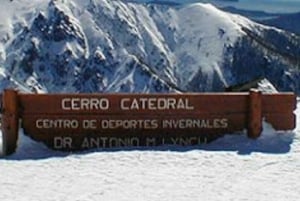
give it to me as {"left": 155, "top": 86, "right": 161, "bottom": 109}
{"left": 0, "top": 89, "right": 296, "bottom": 156}
{"left": 248, "top": 89, "right": 262, "bottom": 139}
{"left": 2, "top": 89, "right": 19, "bottom": 156}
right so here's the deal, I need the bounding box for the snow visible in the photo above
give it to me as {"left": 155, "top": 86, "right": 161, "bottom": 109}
{"left": 0, "top": 1, "right": 299, "bottom": 199}
{"left": 0, "top": 102, "right": 299, "bottom": 201}
{"left": 0, "top": 0, "right": 48, "bottom": 37}
{"left": 175, "top": 3, "right": 244, "bottom": 85}
{"left": 258, "top": 78, "right": 279, "bottom": 93}
{"left": 1, "top": 0, "right": 296, "bottom": 94}
{"left": 1, "top": 0, "right": 262, "bottom": 93}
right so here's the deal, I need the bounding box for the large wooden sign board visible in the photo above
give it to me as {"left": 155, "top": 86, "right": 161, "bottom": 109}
{"left": 1, "top": 89, "right": 296, "bottom": 156}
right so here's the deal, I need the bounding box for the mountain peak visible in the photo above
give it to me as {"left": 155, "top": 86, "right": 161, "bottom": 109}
{"left": 0, "top": 0, "right": 299, "bottom": 93}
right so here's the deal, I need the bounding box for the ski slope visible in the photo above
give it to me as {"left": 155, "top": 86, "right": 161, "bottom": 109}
{"left": 0, "top": 102, "right": 299, "bottom": 201}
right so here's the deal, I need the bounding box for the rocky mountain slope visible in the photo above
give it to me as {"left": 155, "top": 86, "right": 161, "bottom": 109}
{"left": 0, "top": 0, "right": 299, "bottom": 93}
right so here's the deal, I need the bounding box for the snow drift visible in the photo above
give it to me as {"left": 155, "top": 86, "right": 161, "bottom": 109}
{"left": 0, "top": 104, "right": 299, "bottom": 201}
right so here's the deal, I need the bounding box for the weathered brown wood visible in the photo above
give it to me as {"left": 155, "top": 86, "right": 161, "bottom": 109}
{"left": 1, "top": 89, "right": 19, "bottom": 155}
{"left": 248, "top": 89, "right": 262, "bottom": 138}
{"left": 262, "top": 93, "right": 296, "bottom": 113}
{"left": 0, "top": 89, "right": 296, "bottom": 153}
{"left": 22, "top": 114, "right": 246, "bottom": 150}
{"left": 264, "top": 113, "right": 296, "bottom": 130}
{"left": 19, "top": 93, "right": 249, "bottom": 115}
{"left": 22, "top": 114, "right": 246, "bottom": 135}
{"left": 18, "top": 91, "right": 296, "bottom": 150}
{"left": 18, "top": 93, "right": 295, "bottom": 115}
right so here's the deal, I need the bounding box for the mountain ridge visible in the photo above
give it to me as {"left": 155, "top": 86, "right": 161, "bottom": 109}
{"left": 0, "top": 0, "right": 299, "bottom": 93}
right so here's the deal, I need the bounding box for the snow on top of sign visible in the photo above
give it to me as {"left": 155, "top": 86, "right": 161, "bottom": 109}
{"left": 258, "top": 78, "right": 278, "bottom": 93}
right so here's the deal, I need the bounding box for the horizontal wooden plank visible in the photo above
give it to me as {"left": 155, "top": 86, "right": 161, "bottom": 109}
{"left": 22, "top": 111, "right": 295, "bottom": 133}
{"left": 22, "top": 114, "right": 247, "bottom": 139}
{"left": 262, "top": 93, "right": 296, "bottom": 113}
{"left": 0, "top": 90, "right": 295, "bottom": 152}
{"left": 23, "top": 133, "right": 227, "bottom": 150}
{"left": 19, "top": 93, "right": 248, "bottom": 115}
{"left": 22, "top": 113, "right": 247, "bottom": 150}
{"left": 18, "top": 93, "right": 296, "bottom": 115}
{"left": 264, "top": 113, "right": 296, "bottom": 130}
{"left": 20, "top": 95, "right": 295, "bottom": 150}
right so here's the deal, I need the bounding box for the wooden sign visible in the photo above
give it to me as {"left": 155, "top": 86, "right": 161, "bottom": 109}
{"left": 1, "top": 89, "right": 296, "bottom": 155}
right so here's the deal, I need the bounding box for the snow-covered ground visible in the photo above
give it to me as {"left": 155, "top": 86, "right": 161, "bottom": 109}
{"left": 0, "top": 1, "right": 299, "bottom": 200}
{"left": 0, "top": 101, "right": 299, "bottom": 201}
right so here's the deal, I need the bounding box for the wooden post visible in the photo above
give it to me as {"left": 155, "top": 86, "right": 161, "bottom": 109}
{"left": 248, "top": 89, "right": 262, "bottom": 139}
{"left": 1, "top": 89, "right": 19, "bottom": 156}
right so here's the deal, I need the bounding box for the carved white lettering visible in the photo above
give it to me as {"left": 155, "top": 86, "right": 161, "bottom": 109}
{"left": 82, "top": 120, "right": 97, "bottom": 129}
{"left": 100, "top": 119, "right": 158, "bottom": 129}
{"left": 36, "top": 119, "right": 79, "bottom": 129}
{"left": 146, "top": 137, "right": 156, "bottom": 146}
{"left": 81, "top": 137, "right": 140, "bottom": 148}
{"left": 119, "top": 98, "right": 194, "bottom": 110}
{"left": 162, "top": 119, "right": 228, "bottom": 129}
{"left": 61, "top": 98, "right": 109, "bottom": 110}
{"left": 79, "top": 136, "right": 211, "bottom": 149}
{"left": 54, "top": 137, "right": 72, "bottom": 149}
{"left": 120, "top": 98, "right": 130, "bottom": 110}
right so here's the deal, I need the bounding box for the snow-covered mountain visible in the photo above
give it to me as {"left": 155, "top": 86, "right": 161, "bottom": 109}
{"left": 260, "top": 12, "right": 300, "bottom": 35}
{"left": 0, "top": 0, "right": 299, "bottom": 93}
{"left": 220, "top": 7, "right": 300, "bottom": 35}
